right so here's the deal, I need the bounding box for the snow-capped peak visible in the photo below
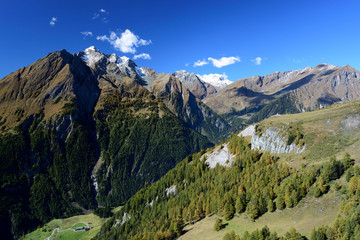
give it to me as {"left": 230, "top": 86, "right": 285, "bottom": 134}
{"left": 120, "top": 56, "right": 130, "bottom": 63}
{"left": 198, "top": 73, "right": 232, "bottom": 89}
{"left": 82, "top": 46, "right": 135, "bottom": 70}
{"left": 85, "top": 46, "right": 97, "bottom": 52}
{"left": 109, "top": 53, "right": 118, "bottom": 63}
{"left": 82, "top": 46, "right": 104, "bottom": 66}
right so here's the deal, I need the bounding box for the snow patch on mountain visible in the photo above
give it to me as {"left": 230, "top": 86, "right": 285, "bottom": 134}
{"left": 135, "top": 66, "right": 145, "bottom": 76}
{"left": 82, "top": 46, "right": 147, "bottom": 83}
{"left": 198, "top": 73, "right": 232, "bottom": 89}
{"left": 82, "top": 46, "right": 104, "bottom": 66}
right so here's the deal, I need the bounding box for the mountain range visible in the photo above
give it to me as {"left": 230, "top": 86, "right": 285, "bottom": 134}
{"left": 1, "top": 47, "right": 360, "bottom": 239}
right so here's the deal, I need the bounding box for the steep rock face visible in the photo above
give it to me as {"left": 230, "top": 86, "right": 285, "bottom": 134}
{"left": 203, "top": 144, "right": 235, "bottom": 168}
{"left": 172, "top": 70, "right": 217, "bottom": 99}
{"left": 292, "top": 65, "right": 360, "bottom": 110}
{"left": 144, "top": 71, "right": 232, "bottom": 143}
{"left": 80, "top": 46, "right": 146, "bottom": 86}
{"left": 251, "top": 127, "right": 305, "bottom": 154}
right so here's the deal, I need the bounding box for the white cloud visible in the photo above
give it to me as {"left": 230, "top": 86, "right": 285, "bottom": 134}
{"left": 93, "top": 9, "right": 109, "bottom": 21}
{"left": 251, "top": 57, "right": 263, "bottom": 65}
{"left": 208, "top": 56, "right": 240, "bottom": 68}
{"left": 193, "top": 59, "right": 209, "bottom": 67}
{"left": 92, "top": 13, "right": 100, "bottom": 19}
{"left": 81, "top": 31, "right": 93, "bottom": 37}
{"left": 96, "top": 29, "right": 152, "bottom": 54}
{"left": 134, "top": 53, "right": 151, "bottom": 60}
{"left": 49, "top": 17, "right": 57, "bottom": 26}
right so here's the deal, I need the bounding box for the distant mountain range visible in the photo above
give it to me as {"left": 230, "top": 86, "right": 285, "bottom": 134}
{"left": 203, "top": 63, "right": 360, "bottom": 127}
{"left": 206, "top": 63, "right": 360, "bottom": 113}
{"left": 1, "top": 46, "right": 360, "bottom": 239}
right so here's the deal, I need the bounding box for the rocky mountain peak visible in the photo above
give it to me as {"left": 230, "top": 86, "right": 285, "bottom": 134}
{"left": 313, "top": 63, "right": 337, "bottom": 72}
{"left": 172, "top": 70, "right": 217, "bottom": 99}
{"left": 80, "top": 46, "right": 146, "bottom": 85}
{"left": 172, "top": 70, "right": 203, "bottom": 87}
{"left": 82, "top": 46, "right": 104, "bottom": 67}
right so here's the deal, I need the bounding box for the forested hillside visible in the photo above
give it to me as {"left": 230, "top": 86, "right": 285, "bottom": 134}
{"left": 94, "top": 134, "right": 354, "bottom": 239}
{"left": 0, "top": 49, "right": 212, "bottom": 239}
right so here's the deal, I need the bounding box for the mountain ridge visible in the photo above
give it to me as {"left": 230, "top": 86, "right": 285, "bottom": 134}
{"left": 0, "top": 47, "right": 213, "bottom": 239}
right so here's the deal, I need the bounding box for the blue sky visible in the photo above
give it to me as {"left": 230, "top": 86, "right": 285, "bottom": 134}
{"left": 1, "top": 0, "right": 359, "bottom": 81}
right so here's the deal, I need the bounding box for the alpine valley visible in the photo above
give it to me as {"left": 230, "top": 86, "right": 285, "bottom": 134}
{"left": 2, "top": 47, "right": 360, "bottom": 240}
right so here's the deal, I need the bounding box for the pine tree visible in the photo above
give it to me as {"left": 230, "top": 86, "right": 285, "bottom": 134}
{"left": 214, "top": 218, "right": 223, "bottom": 231}
{"left": 224, "top": 202, "right": 235, "bottom": 220}
{"left": 267, "top": 199, "right": 275, "bottom": 212}
{"left": 276, "top": 194, "right": 285, "bottom": 210}
{"left": 248, "top": 202, "right": 260, "bottom": 221}
{"left": 342, "top": 152, "right": 353, "bottom": 169}
{"left": 205, "top": 204, "right": 211, "bottom": 216}
{"left": 235, "top": 194, "right": 246, "bottom": 213}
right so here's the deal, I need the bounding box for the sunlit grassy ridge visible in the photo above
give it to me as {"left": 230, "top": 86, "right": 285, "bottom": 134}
{"left": 257, "top": 100, "right": 360, "bottom": 167}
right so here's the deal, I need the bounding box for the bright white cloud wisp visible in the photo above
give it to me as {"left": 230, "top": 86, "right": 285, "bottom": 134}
{"left": 93, "top": 9, "right": 108, "bottom": 22}
{"left": 252, "top": 57, "right": 263, "bottom": 65}
{"left": 97, "top": 29, "right": 152, "bottom": 54}
{"left": 49, "top": 17, "right": 57, "bottom": 26}
{"left": 134, "top": 53, "right": 151, "bottom": 60}
{"left": 193, "top": 59, "right": 209, "bottom": 67}
{"left": 81, "top": 31, "right": 93, "bottom": 37}
{"left": 208, "top": 56, "right": 240, "bottom": 68}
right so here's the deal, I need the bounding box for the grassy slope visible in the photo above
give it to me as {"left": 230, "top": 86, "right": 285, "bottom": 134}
{"left": 23, "top": 206, "right": 123, "bottom": 240}
{"left": 260, "top": 100, "right": 360, "bottom": 167}
{"left": 23, "top": 214, "right": 104, "bottom": 240}
{"left": 180, "top": 100, "right": 360, "bottom": 239}
{"left": 181, "top": 187, "right": 343, "bottom": 240}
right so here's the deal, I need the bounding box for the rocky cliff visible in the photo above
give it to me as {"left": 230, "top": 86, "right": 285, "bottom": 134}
{"left": 251, "top": 127, "right": 306, "bottom": 154}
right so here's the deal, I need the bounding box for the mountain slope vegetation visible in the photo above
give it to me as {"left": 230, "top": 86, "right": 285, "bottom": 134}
{"left": 0, "top": 49, "right": 212, "bottom": 239}
{"left": 94, "top": 133, "right": 354, "bottom": 239}
{"left": 94, "top": 99, "right": 360, "bottom": 240}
